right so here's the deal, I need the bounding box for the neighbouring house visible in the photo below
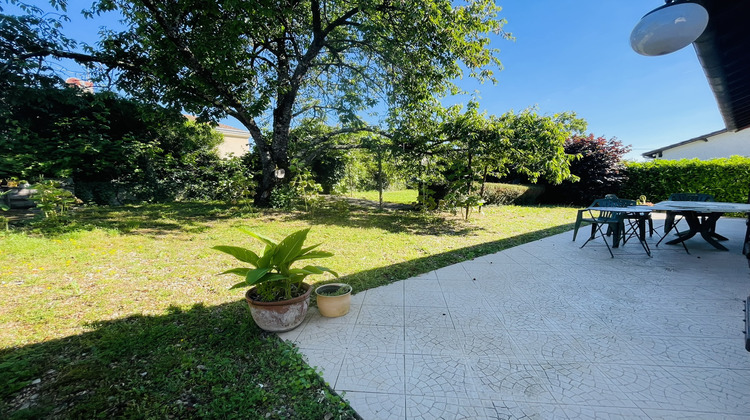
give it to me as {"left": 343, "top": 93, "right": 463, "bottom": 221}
{"left": 184, "top": 115, "right": 251, "bottom": 158}
{"left": 642, "top": 128, "right": 750, "bottom": 160}
{"left": 214, "top": 122, "right": 251, "bottom": 158}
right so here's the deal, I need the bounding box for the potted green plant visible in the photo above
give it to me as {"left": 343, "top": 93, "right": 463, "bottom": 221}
{"left": 213, "top": 227, "right": 337, "bottom": 332}
{"left": 315, "top": 283, "right": 352, "bottom": 318}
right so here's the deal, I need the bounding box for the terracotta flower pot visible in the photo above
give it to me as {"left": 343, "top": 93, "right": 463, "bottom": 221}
{"left": 244, "top": 283, "right": 312, "bottom": 332}
{"left": 315, "top": 283, "right": 352, "bottom": 318}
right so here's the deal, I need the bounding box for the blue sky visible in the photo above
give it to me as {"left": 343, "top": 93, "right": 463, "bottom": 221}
{"left": 450, "top": 1, "right": 724, "bottom": 161}
{"left": 10, "top": 0, "right": 725, "bottom": 161}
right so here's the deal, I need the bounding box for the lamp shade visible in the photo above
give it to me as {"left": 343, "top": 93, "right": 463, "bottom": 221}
{"left": 630, "top": 2, "right": 709, "bottom": 56}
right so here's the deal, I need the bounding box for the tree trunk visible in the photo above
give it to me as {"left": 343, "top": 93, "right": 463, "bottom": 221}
{"left": 377, "top": 147, "right": 384, "bottom": 210}
{"left": 465, "top": 150, "right": 473, "bottom": 220}
{"left": 255, "top": 142, "right": 277, "bottom": 207}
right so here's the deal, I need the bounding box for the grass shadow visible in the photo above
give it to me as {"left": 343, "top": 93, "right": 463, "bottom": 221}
{"left": 12, "top": 201, "right": 260, "bottom": 236}
{"left": 0, "top": 302, "right": 357, "bottom": 419}
{"left": 289, "top": 204, "right": 480, "bottom": 237}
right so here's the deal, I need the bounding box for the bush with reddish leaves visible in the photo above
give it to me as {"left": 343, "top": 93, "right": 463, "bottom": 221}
{"left": 541, "top": 134, "right": 631, "bottom": 205}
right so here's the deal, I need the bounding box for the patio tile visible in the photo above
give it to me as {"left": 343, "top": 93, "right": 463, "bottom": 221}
{"left": 348, "top": 325, "right": 404, "bottom": 353}
{"left": 448, "top": 306, "right": 509, "bottom": 333}
{"left": 468, "top": 356, "right": 557, "bottom": 403}
{"left": 289, "top": 320, "right": 354, "bottom": 350}
{"left": 360, "top": 283, "right": 404, "bottom": 306}
{"left": 336, "top": 352, "right": 405, "bottom": 394}
{"left": 343, "top": 392, "right": 406, "bottom": 420}
{"left": 403, "top": 277, "right": 439, "bottom": 293}
{"left": 404, "top": 306, "right": 453, "bottom": 329}
{"left": 657, "top": 366, "right": 750, "bottom": 415}
{"left": 405, "top": 326, "right": 464, "bottom": 356}
{"left": 286, "top": 218, "right": 750, "bottom": 419}
{"left": 403, "top": 290, "right": 446, "bottom": 308}
{"left": 356, "top": 304, "right": 404, "bottom": 327}
{"left": 404, "top": 395, "right": 488, "bottom": 420}
{"left": 299, "top": 347, "right": 344, "bottom": 386}
{"left": 509, "top": 330, "right": 589, "bottom": 362}
{"left": 484, "top": 400, "right": 570, "bottom": 419}
{"left": 689, "top": 338, "right": 750, "bottom": 369}
{"left": 457, "top": 327, "right": 518, "bottom": 359}
{"left": 642, "top": 409, "right": 750, "bottom": 419}
{"left": 536, "top": 361, "right": 636, "bottom": 407}
{"left": 597, "top": 363, "right": 710, "bottom": 412}
{"left": 433, "top": 264, "right": 471, "bottom": 281}
{"left": 404, "top": 354, "right": 476, "bottom": 398}
{"left": 559, "top": 405, "right": 651, "bottom": 419}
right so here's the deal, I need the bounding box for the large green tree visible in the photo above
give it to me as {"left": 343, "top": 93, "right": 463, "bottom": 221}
{"left": 5, "top": 0, "right": 508, "bottom": 206}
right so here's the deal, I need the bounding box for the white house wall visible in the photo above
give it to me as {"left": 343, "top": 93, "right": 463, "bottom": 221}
{"left": 216, "top": 132, "right": 250, "bottom": 158}
{"left": 659, "top": 128, "right": 750, "bottom": 160}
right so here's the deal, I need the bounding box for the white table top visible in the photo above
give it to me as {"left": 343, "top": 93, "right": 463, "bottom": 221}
{"left": 650, "top": 200, "right": 750, "bottom": 213}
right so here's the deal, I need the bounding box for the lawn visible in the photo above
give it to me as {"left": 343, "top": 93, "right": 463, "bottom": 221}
{"left": 349, "top": 189, "right": 417, "bottom": 204}
{"left": 0, "top": 195, "right": 578, "bottom": 418}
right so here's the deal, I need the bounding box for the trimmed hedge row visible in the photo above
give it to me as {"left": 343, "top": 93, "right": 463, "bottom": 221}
{"left": 620, "top": 156, "right": 750, "bottom": 203}
{"left": 481, "top": 183, "right": 545, "bottom": 205}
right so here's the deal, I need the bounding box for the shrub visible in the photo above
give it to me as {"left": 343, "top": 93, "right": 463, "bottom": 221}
{"left": 620, "top": 156, "right": 750, "bottom": 203}
{"left": 481, "top": 183, "right": 545, "bottom": 205}
{"left": 541, "top": 134, "right": 631, "bottom": 205}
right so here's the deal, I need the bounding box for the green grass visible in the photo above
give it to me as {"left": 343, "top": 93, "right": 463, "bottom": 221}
{"left": 349, "top": 189, "right": 417, "bottom": 204}
{"left": 0, "top": 198, "right": 578, "bottom": 418}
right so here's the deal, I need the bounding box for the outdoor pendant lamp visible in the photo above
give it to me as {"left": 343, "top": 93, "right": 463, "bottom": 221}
{"left": 630, "top": 0, "right": 709, "bottom": 56}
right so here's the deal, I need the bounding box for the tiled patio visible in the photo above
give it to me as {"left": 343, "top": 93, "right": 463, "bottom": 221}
{"left": 280, "top": 216, "right": 750, "bottom": 419}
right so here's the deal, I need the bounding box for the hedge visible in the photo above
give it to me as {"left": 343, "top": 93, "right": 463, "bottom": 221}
{"left": 481, "top": 183, "right": 545, "bottom": 206}
{"left": 620, "top": 156, "right": 750, "bottom": 203}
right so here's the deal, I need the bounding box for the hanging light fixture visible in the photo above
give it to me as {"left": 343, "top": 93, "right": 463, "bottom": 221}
{"left": 630, "top": 0, "right": 709, "bottom": 56}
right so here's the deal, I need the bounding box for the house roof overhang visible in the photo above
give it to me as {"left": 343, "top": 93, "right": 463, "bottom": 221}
{"left": 693, "top": 0, "right": 750, "bottom": 132}
{"left": 641, "top": 128, "right": 727, "bottom": 159}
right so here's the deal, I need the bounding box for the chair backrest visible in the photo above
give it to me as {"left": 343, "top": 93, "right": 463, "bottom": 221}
{"left": 669, "top": 193, "right": 714, "bottom": 202}
{"left": 610, "top": 198, "right": 636, "bottom": 207}
{"left": 587, "top": 198, "right": 630, "bottom": 221}
{"left": 589, "top": 198, "right": 636, "bottom": 208}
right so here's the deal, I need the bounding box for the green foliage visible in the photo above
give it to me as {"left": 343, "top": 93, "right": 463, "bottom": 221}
{"left": 6, "top": 0, "right": 509, "bottom": 206}
{"left": 269, "top": 184, "right": 299, "bottom": 210}
{"left": 316, "top": 284, "right": 352, "bottom": 297}
{"left": 481, "top": 183, "right": 545, "bottom": 205}
{"left": 0, "top": 81, "right": 233, "bottom": 204}
{"left": 0, "top": 303, "right": 357, "bottom": 419}
{"left": 290, "top": 170, "right": 324, "bottom": 212}
{"left": 0, "top": 190, "right": 10, "bottom": 212}
{"left": 620, "top": 156, "right": 750, "bottom": 203}
{"left": 214, "top": 228, "right": 338, "bottom": 302}
{"left": 28, "top": 179, "right": 75, "bottom": 219}
{"left": 406, "top": 104, "right": 583, "bottom": 218}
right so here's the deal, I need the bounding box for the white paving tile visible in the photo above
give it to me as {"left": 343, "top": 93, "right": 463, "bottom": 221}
{"left": 336, "top": 352, "right": 405, "bottom": 393}
{"left": 283, "top": 218, "right": 750, "bottom": 419}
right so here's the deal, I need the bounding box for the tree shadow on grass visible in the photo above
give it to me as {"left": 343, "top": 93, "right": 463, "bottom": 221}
{"left": 0, "top": 302, "right": 357, "bottom": 420}
{"left": 19, "top": 201, "right": 259, "bottom": 237}
{"left": 19, "top": 199, "right": 479, "bottom": 238}
{"left": 290, "top": 204, "right": 480, "bottom": 237}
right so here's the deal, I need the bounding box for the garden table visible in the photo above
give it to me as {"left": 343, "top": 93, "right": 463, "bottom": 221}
{"left": 651, "top": 200, "right": 750, "bottom": 251}
{"left": 580, "top": 205, "right": 652, "bottom": 256}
